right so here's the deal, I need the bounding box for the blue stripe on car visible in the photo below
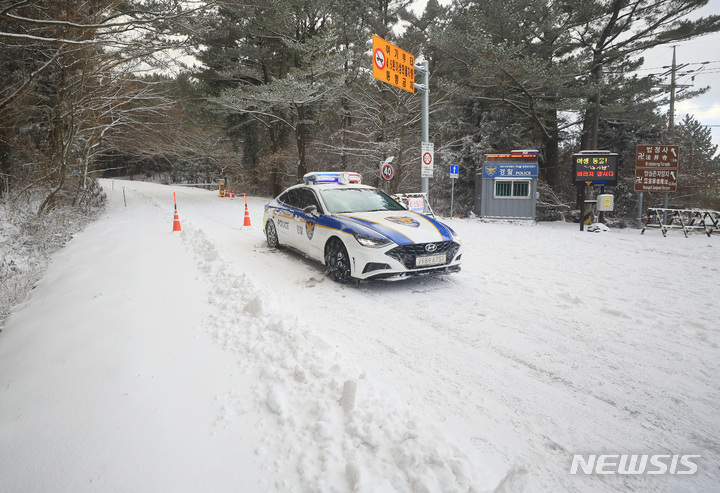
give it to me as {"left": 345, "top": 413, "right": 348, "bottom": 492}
{"left": 414, "top": 212, "right": 454, "bottom": 242}
{"left": 337, "top": 214, "right": 415, "bottom": 245}
{"left": 267, "top": 201, "right": 453, "bottom": 245}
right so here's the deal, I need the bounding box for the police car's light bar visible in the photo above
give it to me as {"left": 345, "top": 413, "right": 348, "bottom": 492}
{"left": 303, "top": 172, "right": 362, "bottom": 185}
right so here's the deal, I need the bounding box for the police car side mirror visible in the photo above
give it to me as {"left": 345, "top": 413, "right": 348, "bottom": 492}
{"left": 303, "top": 205, "right": 320, "bottom": 218}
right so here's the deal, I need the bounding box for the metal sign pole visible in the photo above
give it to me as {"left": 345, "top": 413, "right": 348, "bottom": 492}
{"left": 579, "top": 183, "right": 585, "bottom": 232}
{"left": 419, "top": 60, "right": 429, "bottom": 198}
{"left": 450, "top": 177, "right": 455, "bottom": 219}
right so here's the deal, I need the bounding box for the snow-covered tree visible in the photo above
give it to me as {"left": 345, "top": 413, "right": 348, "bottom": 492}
{"left": 672, "top": 114, "right": 720, "bottom": 208}
{"left": 0, "top": 0, "right": 207, "bottom": 210}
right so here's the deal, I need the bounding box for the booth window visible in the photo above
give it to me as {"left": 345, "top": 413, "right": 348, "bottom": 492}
{"left": 494, "top": 179, "right": 531, "bottom": 198}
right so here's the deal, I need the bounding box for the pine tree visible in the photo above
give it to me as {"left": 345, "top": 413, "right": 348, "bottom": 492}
{"left": 672, "top": 114, "right": 720, "bottom": 208}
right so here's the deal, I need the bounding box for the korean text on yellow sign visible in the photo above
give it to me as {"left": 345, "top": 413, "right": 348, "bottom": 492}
{"left": 372, "top": 34, "right": 415, "bottom": 94}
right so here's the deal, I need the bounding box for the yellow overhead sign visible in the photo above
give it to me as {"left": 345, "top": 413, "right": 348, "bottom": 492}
{"left": 372, "top": 34, "right": 415, "bottom": 93}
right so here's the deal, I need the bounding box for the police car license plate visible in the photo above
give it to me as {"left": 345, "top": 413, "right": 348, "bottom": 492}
{"left": 416, "top": 254, "right": 446, "bottom": 267}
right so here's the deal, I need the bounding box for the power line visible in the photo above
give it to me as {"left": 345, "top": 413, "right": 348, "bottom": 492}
{"left": 630, "top": 61, "right": 719, "bottom": 69}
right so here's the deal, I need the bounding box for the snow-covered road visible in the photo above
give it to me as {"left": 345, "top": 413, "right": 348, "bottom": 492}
{"left": 1, "top": 179, "right": 718, "bottom": 492}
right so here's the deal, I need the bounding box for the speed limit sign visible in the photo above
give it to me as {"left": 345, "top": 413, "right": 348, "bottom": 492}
{"left": 381, "top": 162, "right": 394, "bottom": 181}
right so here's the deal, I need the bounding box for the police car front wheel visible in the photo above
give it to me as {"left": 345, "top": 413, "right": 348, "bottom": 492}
{"left": 325, "top": 239, "right": 351, "bottom": 283}
{"left": 266, "top": 220, "right": 279, "bottom": 248}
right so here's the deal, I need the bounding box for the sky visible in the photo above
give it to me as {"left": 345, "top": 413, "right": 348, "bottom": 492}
{"left": 629, "top": 0, "right": 720, "bottom": 153}
{"left": 650, "top": 13, "right": 720, "bottom": 150}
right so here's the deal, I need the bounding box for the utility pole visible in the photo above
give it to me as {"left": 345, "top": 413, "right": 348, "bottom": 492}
{"left": 668, "top": 46, "right": 677, "bottom": 132}
{"left": 415, "top": 59, "right": 430, "bottom": 197}
{"left": 664, "top": 46, "right": 684, "bottom": 211}
{"left": 660, "top": 46, "right": 696, "bottom": 130}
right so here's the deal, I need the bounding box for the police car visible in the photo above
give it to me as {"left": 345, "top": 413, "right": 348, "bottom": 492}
{"left": 263, "top": 171, "right": 462, "bottom": 282}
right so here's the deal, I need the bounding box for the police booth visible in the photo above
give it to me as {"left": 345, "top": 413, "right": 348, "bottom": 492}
{"left": 474, "top": 150, "right": 539, "bottom": 220}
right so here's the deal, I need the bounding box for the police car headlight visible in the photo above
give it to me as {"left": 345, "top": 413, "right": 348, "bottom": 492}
{"left": 448, "top": 227, "right": 460, "bottom": 240}
{"left": 353, "top": 233, "right": 392, "bottom": 248}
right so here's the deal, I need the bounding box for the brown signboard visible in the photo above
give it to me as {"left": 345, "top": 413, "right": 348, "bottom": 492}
{"left": 635, "top": 144, "right": 680, "bottom": 192}
{"left": 635, "top": 145, "right": 679, "bottom": 168}
{"left": 634, "top": 167, "right": 678, "bottom": 192}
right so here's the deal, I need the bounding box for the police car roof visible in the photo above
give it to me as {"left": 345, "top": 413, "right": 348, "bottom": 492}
{"left": 292, "top": 182, "right": 374, "bottom": 191}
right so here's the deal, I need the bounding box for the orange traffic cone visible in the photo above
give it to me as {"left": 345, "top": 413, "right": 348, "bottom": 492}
{"left": 172, "top": 192, "right": 182, "bottom": 231}
{"left": 172, "top": 210, "right": 182, "bottom": 231}
{"left": 243, "top": 193, "right": 251, "bottom": 228}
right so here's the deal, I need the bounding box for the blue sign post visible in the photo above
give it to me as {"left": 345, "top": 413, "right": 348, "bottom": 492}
{"left": 449, "top": 165, "right": 459, "bottom": 218}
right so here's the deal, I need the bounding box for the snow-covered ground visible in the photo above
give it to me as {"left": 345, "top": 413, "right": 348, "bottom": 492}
{"left": 1, "top": 179, "right": 718, "bottom": 493}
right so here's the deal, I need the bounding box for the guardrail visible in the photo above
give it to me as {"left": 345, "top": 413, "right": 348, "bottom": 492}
{"left": 641, "top": 208, "right": 720, "bottom": 237}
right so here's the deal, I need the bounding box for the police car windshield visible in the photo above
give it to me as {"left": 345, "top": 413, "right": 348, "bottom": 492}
{"left": 320, "top": 187, "right": 406, "bottom": 213}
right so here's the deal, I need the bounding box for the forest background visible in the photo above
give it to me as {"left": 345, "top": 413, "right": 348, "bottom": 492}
{"left": 2, "top": 0, "right": 720, "bottom": 222}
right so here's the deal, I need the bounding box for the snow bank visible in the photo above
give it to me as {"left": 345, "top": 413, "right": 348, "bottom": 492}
{"left": 181, "top": 211, "right": 485, "bottom": 492}
{"left": 0, "top": 201, "right": 100, "bottom": 327}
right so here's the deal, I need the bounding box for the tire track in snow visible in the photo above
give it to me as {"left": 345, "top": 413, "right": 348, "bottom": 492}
{"left": 161, "top": 212, "right": 495, "bottom": 492}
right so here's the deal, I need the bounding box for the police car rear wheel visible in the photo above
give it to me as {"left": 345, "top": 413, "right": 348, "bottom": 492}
{"left": 266, "top": 220, "right": 279, "bottom": 248}
{"left": 325, "top": 239, "right": 351, "bottom": 283}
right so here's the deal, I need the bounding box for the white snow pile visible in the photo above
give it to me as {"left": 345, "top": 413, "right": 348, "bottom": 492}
{"left": 188, "top": 224, "right": 481, "bottom": 492}
{"left": 585, "top": 223, "right": 610, "bottom": 233}
{"left": 0, "top": 199, "right": 101, "bottom": 327}
{"left": 1, "top": 179, "right": 718, "bottom": 493}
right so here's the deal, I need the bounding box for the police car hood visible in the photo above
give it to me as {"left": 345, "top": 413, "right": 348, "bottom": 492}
{"left": 336, "top": 210, "right": 455, "bottom": 245}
